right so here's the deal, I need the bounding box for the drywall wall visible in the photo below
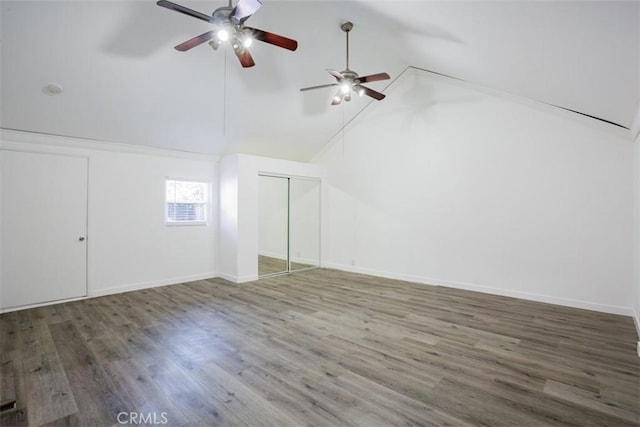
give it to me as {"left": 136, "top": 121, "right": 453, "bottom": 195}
{"left": 632, "top": 12, "right": 640, "bottom": 340}
{"left": 0, "top": 130, "right": 218, "bottom": 306}
{"left": 219, "top": 155, "right": 240, "bottom": 282}
{"left": 632, "top": 121, "right": 639, "bottom": 349}
{"left": 316, "top": 68, "right": 635, "bottom": 315}
{"left": 218, "top": 154, "right": 324, "bottom": 282}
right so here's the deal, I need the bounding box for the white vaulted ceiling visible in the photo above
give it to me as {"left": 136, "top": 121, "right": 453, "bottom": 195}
{"left": 1, "top": 0, "right": 638, "bottom": 160}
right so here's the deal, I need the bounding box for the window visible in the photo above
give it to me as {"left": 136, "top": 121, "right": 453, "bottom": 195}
{"left": 166, "top": 178, "right": 209, "bottom": 225}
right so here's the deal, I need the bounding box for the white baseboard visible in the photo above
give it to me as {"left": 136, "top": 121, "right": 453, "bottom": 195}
{"left": 216, "top": 272, "right": 259, "bottom": 283}
{"left": 90, "top": 272, "right": 218, "bottom": 298}
{"left": 0, "top": 295, "right": 89, "bottom": 313}
{"left": 216, "top": 272, "right": 238, "bottom": 283}
{"left": 327, "top": 263, "right": 633, "bottom": 317}
{"left": 291, "top": 256, "right": 319, "bottom": 265}
{"left": 0, "top": 272, "right": 219, "bottom": 313}
{"left": 238, "top": 274, "right": 259, "bottom": 283}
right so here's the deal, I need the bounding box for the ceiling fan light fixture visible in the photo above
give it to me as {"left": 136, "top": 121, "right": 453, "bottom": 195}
{"left": 232, "top": 41, "right": 244, "bottom": 55}
{"left": 356, "top": 86, "right": 365, "bottom": 96}
{"left": 158, "top": 0, "right": 297, "bottom": 67}
{"left": 340, "top": 82, "right": 351, "bottom": 94}
{"left": 241, "top": 33, "right": 253, "bottom": 48}
{"left": 217, "top": 28, "right": 230, "bottom": 41}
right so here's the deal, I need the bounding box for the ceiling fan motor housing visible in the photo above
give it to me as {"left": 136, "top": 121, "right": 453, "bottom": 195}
{"left": 341, "top": 70, "right": 359, "bottom": 81}
{"left": 212, "top": 6, "right": 235, "bottom": 25}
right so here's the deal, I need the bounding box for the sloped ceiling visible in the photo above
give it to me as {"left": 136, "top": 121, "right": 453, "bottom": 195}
{"left": 1, "top": 0, "right": 638, "bottom": 161}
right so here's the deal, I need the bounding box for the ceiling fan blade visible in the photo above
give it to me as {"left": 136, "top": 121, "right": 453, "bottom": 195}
{"left": 300, "top": 83, "right": 339, "bottom": 92}
{"left": 326, "top": 69, "right": 345, "bottom": 81}
{"left": 357, "top": 72, "right": 391, "bottom": 84}
{"left": 246, "top": 27, "right": 298, "bottom": 51}
{"left": 230, "top": 0, "right": 262, "bottom": 24}
{"left": 156, "top": 0, "right": 212, "bottom": 23}
{"left": 236, "top": 49, "right": 256, "bottom": 68}
{"left": 175, "top": 31, "right": 214, "bottom": 51}
{"left": 358, "top": 85, "right": 386, "bottom": 101}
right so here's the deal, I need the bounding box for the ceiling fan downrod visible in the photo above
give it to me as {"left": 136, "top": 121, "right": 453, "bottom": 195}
{"left": 341, "top": 21, "right": 353, "bottom": 71}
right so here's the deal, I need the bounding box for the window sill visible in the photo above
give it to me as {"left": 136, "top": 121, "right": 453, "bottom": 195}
{"left": 165, "top": 221, "right": 208, "bottom": 226}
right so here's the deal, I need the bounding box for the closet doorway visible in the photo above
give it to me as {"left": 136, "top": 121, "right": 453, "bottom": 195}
{"left": 258, "top": 174, "right": 320, "bottom": 277}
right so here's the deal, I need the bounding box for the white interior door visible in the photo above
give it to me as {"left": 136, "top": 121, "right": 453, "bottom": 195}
{"left": 1, "top": 150, "right": 88, "bottom": 309}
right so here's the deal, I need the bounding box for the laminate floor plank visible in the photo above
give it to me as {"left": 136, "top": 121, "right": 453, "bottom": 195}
{"left": 145, "top": 359, "right": 245, "bottom": 426}
{"left": 235, "top": 365, "right": 348, "bottom": 427}
{"left": 543, "top": 379, "right": 638, "bottom": 423}
{"left": 104, "top": 357, "right": 191, "bottom": 427}
{"left": 47, "top": 321, "right": 129, "bottom": 426}
{"left": 0, "top": 313, "right": 27, "bottom": 426}
{"left": 1, "top": 269, "right": 638, "bottom": 426}
{"left": 16, "top": 314, "right": 77, "bottom": 426}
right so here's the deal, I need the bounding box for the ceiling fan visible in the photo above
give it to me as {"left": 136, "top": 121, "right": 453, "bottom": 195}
{"left": 300, "top": 21, "right": 390, "bottom": 105}
{"left": 157, "top": 0, "right": 298, "bottom": 68}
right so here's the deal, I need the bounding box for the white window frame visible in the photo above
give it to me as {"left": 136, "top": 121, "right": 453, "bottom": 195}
{"left": 165, "top": 177, "right": 210, "bottom": 226}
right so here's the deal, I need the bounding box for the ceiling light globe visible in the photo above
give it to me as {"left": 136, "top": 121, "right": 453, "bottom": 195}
{"left": 340, "top": 83, "right": 351, "bottom": 94}
{"left": 217, "top": 29, "right": 229, "bottom": 41}
{"left": 243, "top": 37, "right": 253, "bottom": 48}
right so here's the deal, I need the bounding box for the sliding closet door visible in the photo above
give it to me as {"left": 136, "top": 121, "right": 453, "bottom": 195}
{"left": 258, "top": 175, "right": 289, "bottom": 276}
{"left": 1, "top": 150, "right": 88, "bottom": 309}
{"left": 258, "top": 174, "right": 321, "bottom": 277}
{"left": 289, "top": 178, "right": 320, "bottom": 271}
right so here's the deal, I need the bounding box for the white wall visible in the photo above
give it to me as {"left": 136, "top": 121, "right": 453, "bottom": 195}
{"left": 219, "top": 155, "right": 240, "bottom": 282}
{"left": 632, "top": 5, "right": 640, "bottom": 342}
{"left": 634, "top": 134, "right": 640, "bottom": 334}
{"left": 218, "top": 154, "right": 324, "bottom": 282}
{"left": 316, "top": 68, "right": 635, "bottom": 315}
{"left": 0, "top": 130, "right": 218, "bottom": 304}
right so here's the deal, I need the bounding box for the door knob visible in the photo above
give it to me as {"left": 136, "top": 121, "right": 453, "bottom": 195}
{"left": 79, "top": 236, "right": 86, "bottom": 242}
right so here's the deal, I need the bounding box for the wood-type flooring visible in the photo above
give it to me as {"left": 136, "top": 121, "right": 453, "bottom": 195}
{"left": 258, "top": 255, "right": 314, "bottom": 277}
{"left": 1, "top": 269, "right": 639, "bottom": 426}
